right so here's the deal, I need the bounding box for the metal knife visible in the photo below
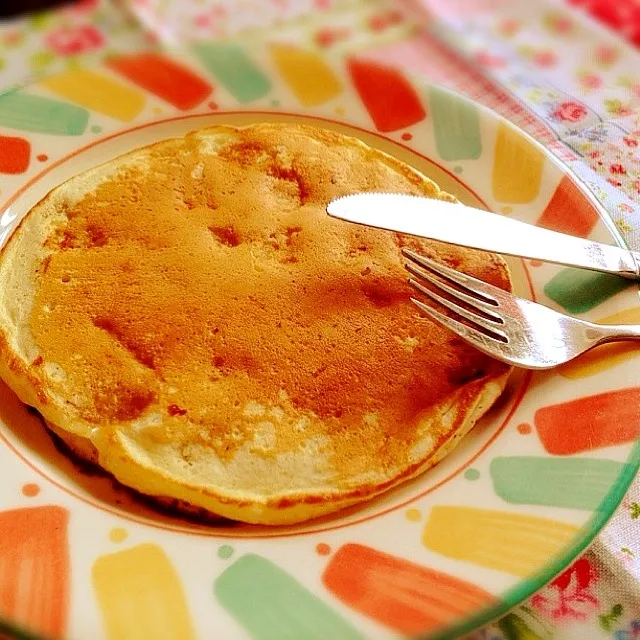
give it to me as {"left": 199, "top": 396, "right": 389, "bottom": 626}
{"left": 327, "top": 192, "right": 640, "bottom": 279}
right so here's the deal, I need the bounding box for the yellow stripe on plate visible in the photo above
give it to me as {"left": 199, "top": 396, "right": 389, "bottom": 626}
{"left": 492, "top": 122, "right": 545, "bottom": 204}
{"left": 92, "top": 543, "right": 195, "bottom": 640}
{"left": 40, "top": 68, "right": 146, "bottom": 121}
{"left": 271, "top": 44, "right": 342, "bottom": 107}
{"left": 423, "top": 506, "right": 578, "bottom": 577}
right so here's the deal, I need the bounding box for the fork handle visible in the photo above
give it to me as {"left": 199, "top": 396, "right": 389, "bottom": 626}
{"left": 587, "top": 323, "right": 640, "bottom": 344}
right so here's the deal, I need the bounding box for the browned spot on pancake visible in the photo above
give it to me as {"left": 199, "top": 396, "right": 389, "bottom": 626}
{"left": 93, "top": 384, "right": 156, "bottom": 422}
{"left": 212, "top": 352, "right": 259, "bottom": 376}
{"left": 93, "top": 316, "right": 157, "bottom": 370}
{"left": 268, "top": 165, "right": 310, "bottom": 203}
{"left": 59, "top": 230, "right": 75, "bottom": 250}
{"left": 360, "top": 277, "right": 407, "bottom": 308}
{"left": 29, "top": 124, "right": 510, "bottom": 468}
{"left": 40, "top": 255, "right": 52, "bottom": 274}
{"left": 87, "top": 223, "right": 109, "bottom": 248}
{"left": 32, "top": 355, "right": 43, "bottom": 367}
{"left": 285, "top": 226, "right": 302, "bottom": 245}
{"left": 209, "top": 226, "right": 240, "bottom": 247}
{"left": 212, "top": 355, "right": 225, "bottom": 368}
{"left": 168, "top": 403, "right": 187, "bottom": 416}
{"left": 219, "top": 140, "right": 267, "bottom": 165}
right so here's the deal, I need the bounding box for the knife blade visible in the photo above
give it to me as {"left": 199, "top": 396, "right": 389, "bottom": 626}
{"left": 327, "top": 192, "right": 640, "bottom": 279}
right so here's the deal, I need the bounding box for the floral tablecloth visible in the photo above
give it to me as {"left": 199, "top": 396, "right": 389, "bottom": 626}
{"left": 1, "top": 0, "right": 640, "bottom": 638}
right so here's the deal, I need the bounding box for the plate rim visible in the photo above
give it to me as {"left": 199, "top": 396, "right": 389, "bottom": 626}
{"left": 0, "top": 47, "right": 638, "bottom": 639}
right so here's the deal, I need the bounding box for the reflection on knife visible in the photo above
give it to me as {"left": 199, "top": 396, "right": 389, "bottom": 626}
{"left": 327, "top": 192, "right": 640, "bottom": 280}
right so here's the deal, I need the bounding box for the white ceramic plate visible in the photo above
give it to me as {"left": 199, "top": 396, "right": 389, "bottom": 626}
{"left": 0, "top": 43, "right": 639, "bottom": 640}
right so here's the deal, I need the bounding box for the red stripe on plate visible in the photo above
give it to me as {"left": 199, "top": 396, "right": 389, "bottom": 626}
{"left": 107, "top": 53, "right": 212, "bottom": 110}
{"left": 322, "top": 543, "right": 494, "bottom": 634}
{"left": 0, "top": 135, "right": 30, "bottom": 174}
{"left": 535, "top": 387, "right": 640, "bottom": 454}
{"left": 536, "top": 175, "right": 599, "bottom": 237}
{"left": 347, "top": 59, "right": 426, "bottom": 132}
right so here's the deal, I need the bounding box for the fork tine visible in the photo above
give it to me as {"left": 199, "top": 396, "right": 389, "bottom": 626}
{"left": 405, "top": 262, "right": 503, "bottom": 322}
{"left": 403, "top": 249, "right": 504, "bottom": 305}
{"left": 410, "top": 297, "right": 508, "bottom": 357}
{"left": 408, "top": 278, "right": 507, "bottom": 339}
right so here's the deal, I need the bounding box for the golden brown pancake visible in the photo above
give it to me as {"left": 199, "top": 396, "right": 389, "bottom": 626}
{"left": 0, "top": 123, "right": 511, "bottom": 524}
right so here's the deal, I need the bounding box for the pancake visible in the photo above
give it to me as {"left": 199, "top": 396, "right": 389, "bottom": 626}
{"left": 0, "top": 123, "right": 512, "bottom": 525}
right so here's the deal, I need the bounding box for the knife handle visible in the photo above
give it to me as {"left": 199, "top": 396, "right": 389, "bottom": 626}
{"left": 626, "top": 251, "right": 640, "bottom": 279}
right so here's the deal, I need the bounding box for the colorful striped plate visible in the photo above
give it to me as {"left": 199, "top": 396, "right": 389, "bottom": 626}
{"left": 0, "top": 43, "right": 639, "bottom": 640}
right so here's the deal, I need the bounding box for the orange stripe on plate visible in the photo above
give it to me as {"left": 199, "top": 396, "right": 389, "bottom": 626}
{"left": 347, "top": 58, "right": 426, "bottom": 132}
{"left": 536, "top": 175, "right": 599, "bottom": 237}
{"left": 535, "top": 387, "right": 640, "bottom": 454}
{"left": 0, "top": 506, "right": 69, "bottom": 638}
{"left": 322, "top": 543, "right": 494, "bottom": 635}
{"left": 0, "top": 135, "right": 30, "bottom": 174}
{"left": 108, "top": 53, "right": 212, "bottom": 111}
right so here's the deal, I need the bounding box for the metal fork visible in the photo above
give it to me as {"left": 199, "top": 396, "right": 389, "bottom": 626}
{"left": 403, "top": 249, "right": 640, "bottom": 370}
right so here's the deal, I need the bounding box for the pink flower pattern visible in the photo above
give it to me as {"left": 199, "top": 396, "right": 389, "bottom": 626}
{"left": 567, "top": 122, "right": 640, "bottom": 203}
{"left": 579, "top": 72, "right": 603, "bottom": 90}
{"left": 45, "top": 25, "right": 104, "bottom": 56}
{"left": 594, "top": 44, "right": 619, "bottom": 66}
{"left": 533, "top": 50, "right": 558, "bottom": 67}
{"left": 553, "top": 100, "right": 588, "bottom": 122}
{"left": 531, "top": 559, "right": 600, "bottom": 622}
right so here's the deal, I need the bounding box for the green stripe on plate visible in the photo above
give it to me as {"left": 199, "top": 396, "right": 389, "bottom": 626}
{"left": 0, "top": 91, "right": 89, "bottom": 135}
{"left": 192, "top": 43, "right": 271, "bottom": 103}
{"left": 215, "top": 554, "right": 364, "bottom": 640}
{"left": 428, "top": 86, "right": 481, "bottom": 160}
{"left": 490, "top": 456, "right": 626, "bottom": 510}
{"left": 543, "top": 268, "right": 630, "bottom": 314}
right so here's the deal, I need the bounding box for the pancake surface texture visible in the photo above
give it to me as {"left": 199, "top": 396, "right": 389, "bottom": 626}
{"left": 0, "top": 124, "right": 511, "bottom": 524}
